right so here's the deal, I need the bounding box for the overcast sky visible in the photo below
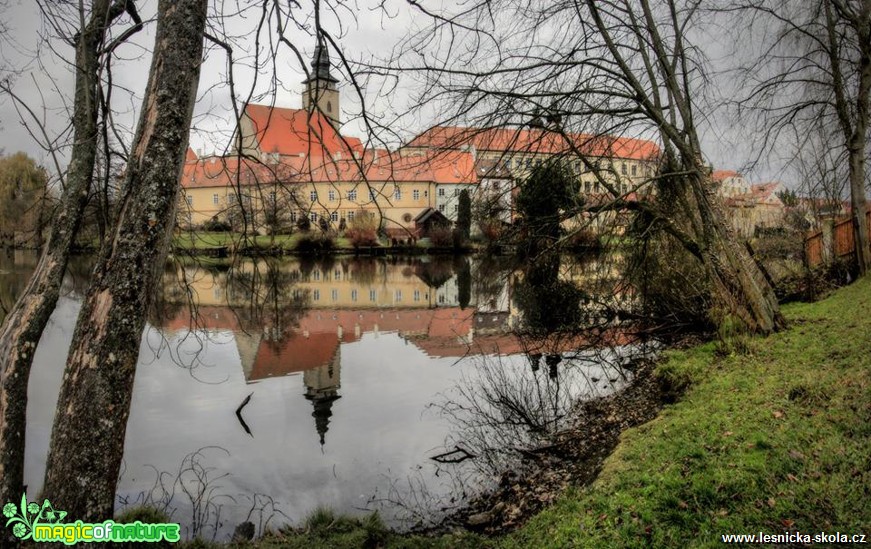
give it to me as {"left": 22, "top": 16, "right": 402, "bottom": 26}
{"left": 0, "top": 0, "right": 787, "bottom": 186}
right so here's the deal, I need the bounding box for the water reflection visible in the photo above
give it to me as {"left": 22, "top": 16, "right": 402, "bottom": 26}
{"left": 6, "top": 251, "right": 645, "bottom": 539}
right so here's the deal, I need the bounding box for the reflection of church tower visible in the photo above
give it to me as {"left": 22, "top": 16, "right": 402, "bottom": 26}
{"left": 301, "top": 39, "right": 340, "bottom": 127}
{"left": 303, "top": 346, "right": 341, "bottom": 446}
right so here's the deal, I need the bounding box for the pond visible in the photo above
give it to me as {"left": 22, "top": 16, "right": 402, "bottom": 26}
{"left": 0, "top": 249, "right": 649, "bottom": 541}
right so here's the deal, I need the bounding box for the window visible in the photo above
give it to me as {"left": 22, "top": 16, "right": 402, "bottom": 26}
{"left": 453, "top": 204, "right": 458, "bottom": 212}
{"left": 369, "top": 189, "right": 377, "bottom": 201}
{"left": 313, "top": 289, "right": 320, "bottom": 301}
{"left": 269, "top": 191, "right": 276, "bottom": 203}
{"left": 369, "top": 289, "right": 377, "bottom": 302}
{"left": 347, "top": 210, "right": 355, "bottom": 221}
{"left": 585, "top": 181, "right": 591, "bottom": 193}
{"left": 228, "top": 194, "right": 236, "bottom": 203}
{"left": 631, "top": 164, "right": 637, "bottom": 176}
{"left": 393, "top": 187, "right": 401, "bottom": 200}
{"left": 395, "top": 290, "right": 402, "bottom": 302}
{"left": 413, "top": 189, "right": 420, "bottom": 200}
{"left": 328, "top": 190, "right": 336, "bottom": 201}
{"left": 621, "top": 163, "right": 627, "bottom": 175}
{"left": 331, "top": 289, "right": 338, "bottom": 301}
{"left": 313, "top": 269, "right": 320, "bottom": 281}
{"left": 310, "top": 212, "right": 318, "bottom": 222}
{"left": 413, "top": 290, "right": 420, "bottom": 302}
{"left": 438, "top": 204, "right": 445, "bottom": 212}
{"left": 347, "top": 189, "right": 357, "bottom": 201}
{"left": 351, "top": 289, "right": 358, "bottom": 302}
{"left": 213, "top": 194, "right": 219, "bottom": 205}
{"left": 290, "top": 211, "right": 297, "bottom": 222}
{"left": 424, "top": 190, "right": 428, "bottom": 197}
{"left": 186, "top": 195, "right": 193, "bottom": 206}
{"left": 310, "top": 191, "right": 318, "bottom": 202}
{"left": 331, "top": 211, "right": 339, "bottom": 222}
{"left": 454, "top": 188, "right": 460, "bottom": 196}
{"left": 327, "top": 101, "right": 332, "bottom": 112}
{"left": 334, "top": 268, "right": 341, "bottom": 280}
{"left": 438, "top": 188, "right": 445, "bottom": 197}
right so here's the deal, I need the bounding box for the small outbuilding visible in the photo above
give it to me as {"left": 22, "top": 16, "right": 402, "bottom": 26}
{"left": 414, "top": 207, "right": 452, "bottom": 237}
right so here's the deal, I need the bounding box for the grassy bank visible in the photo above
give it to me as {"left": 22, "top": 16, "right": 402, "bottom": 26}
{"left": 504, "top": 277, "right": 870, "bottom": 548}
{"left": 179, "top": 278, "right": 870, "bottom": 548}
{"left": 172, "top": 231, "right": 354, "bottom": 252}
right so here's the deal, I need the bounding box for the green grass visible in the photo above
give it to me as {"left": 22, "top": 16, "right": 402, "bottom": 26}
{"left": 178, "top": 278, "right": 870, "bottom": 548}
{"left": 173, "top": 231, "right": 239, "bottom": 250}
{"left": 502, "top": 277, "right": 871, "bottom": 548}
{"left": 172, "top": 231, "right": 379, "bottom": 252}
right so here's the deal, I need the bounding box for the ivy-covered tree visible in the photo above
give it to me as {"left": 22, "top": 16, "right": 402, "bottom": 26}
{"left": 515, "top": 161, "right": 580, "bottom": 257}
{"left": 0, "top": 152, "right": 48, "bottom": 244}
{"left": 456, "top": 189, "right": 472, "bottom": 241}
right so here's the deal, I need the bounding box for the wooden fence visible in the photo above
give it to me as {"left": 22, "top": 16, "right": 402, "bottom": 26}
{"left": 805, "top": 209, "right": 871, "bottom": 268}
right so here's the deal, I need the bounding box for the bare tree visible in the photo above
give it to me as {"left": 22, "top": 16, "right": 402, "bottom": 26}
{"left": 41, "top": 0, "right": 207, "bottom": 521}
{"left": 729, "top": 0, "right": 871, "bottom": 275}
{"left": 0, "top": 0, "right": 141, "bottom": 511}
{"left": 393, "top": 0, "right": 784, "bottom": 333}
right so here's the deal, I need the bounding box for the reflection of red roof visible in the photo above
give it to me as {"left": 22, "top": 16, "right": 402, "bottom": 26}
{"left": 179, "top": 149, "right": 478, "bottom": 190}
{"left": 162, "top": 305, "right": 639, "bottom": 371}
{"left": 163, "top": 306, "right": 242, "bottom": 332}
{"left": 407, "top": 126, "right": 660, "bottom": 161}
{"left": 413, "top": 329, "right": 638, "bottom": 358}
{"left": 243, "top": 104, "right": 363, "bottom": 157}
{"left": 250, "top": 332, "right": 339, "bottom": 380}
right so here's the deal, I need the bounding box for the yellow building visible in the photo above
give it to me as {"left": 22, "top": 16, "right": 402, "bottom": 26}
{"left": 179, "top": 42, "right": 660, "bottom": 233}
{"left": 404, "top": 125, "right": 660, "bottom": 198}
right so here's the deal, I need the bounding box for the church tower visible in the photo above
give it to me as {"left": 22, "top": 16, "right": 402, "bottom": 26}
{"left": 302, "top": 40, "right": 340, "bottom": 127}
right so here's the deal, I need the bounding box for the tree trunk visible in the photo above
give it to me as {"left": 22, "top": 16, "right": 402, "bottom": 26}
{"left": 848, "top": 138, "right": 870, "bottom": 276}
{"left": 41, "top": 0, "right": 206, "bottom": 522}
{"left": 0, "top": 0, "right": 117, "bottom": 511}
{"left": 690, "top": 171, "right": 785, "bottom": 333}
{"left": 848, "top": 10, "right": 870, "bottom": 276}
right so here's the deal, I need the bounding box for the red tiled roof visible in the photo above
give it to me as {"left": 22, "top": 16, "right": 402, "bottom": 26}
{"left": 185, "top": 148, "right": 198, "bottom": 162}
{"left": 243, "top": 104, "right": 364, "bottom": 158}
{"left": 712, "top": 169, "right": 740, "bottom": 182}
{"left": 406, "top": 126, "right": 660, "bottom": 161}
{"left": 180, "top": 149, "right": 478, "bottom": 189}
{"left": 750, "top": 182, "right": 781, "bottom": 201}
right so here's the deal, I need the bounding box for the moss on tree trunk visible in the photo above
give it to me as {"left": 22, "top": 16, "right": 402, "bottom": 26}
{"left": 41, "top": 0, "right": 207, "bottom": 521}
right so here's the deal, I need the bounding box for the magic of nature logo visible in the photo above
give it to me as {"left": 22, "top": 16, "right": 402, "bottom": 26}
{"left": 4, "top": 494, "right": 180, "bottom": 544}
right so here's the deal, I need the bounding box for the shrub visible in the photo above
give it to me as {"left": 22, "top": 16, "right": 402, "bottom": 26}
{"left": 296, "top": 232, "right": 335, "bottom": 254}
{"left": 201, "top": 216, "right": 232, "bottom": 232}
{"left": 428, "top": 225, "right": 454, "bottom": 247}
{"left": 565, "top": 228, "right": 601, "bottom": 251}
{"left": 478, "top": 219, "right": 504, "bottom": 244}
{"left": 296, "top": 215, "right": 311, "bottom": 232}
{"left": 345, "top": 212, "right": 380, "bottom": 248}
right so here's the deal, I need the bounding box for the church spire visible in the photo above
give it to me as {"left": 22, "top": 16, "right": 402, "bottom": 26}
{"left": 310, "top": 40, "right": 338, "bottom": 83}
{"left": 302, "top": 38, "right": 340, "bottom": 126}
